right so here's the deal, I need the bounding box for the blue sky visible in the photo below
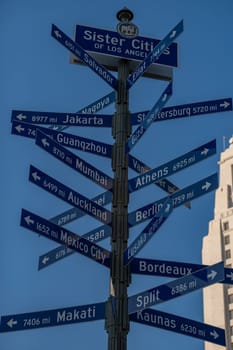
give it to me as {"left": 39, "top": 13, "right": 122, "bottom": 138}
{"left": 1, "top": 0, "right": 233, "bottom": 349}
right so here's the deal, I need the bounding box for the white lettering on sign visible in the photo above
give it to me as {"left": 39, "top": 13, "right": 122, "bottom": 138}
{"left": 138, "top": 260, "right": 193, "bottom": 276}
{"left": 56, "top": 133, "right": 108, "bottom": 156}
{"left": 57, "top": 306, "right": 96, "bottom": 323}
{"left": 136, "top": 289, "right": 160, "bottom": 308}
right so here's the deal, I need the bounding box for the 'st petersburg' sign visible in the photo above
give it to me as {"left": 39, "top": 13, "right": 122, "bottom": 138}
{"left": 73, "top": 24, "right": 178, "bottom": 81}
{"left": 0, "top": 302, "right": 105, "bottom": 332}
{"left": 51, "top": 24, "right": 118, "bottom": 90}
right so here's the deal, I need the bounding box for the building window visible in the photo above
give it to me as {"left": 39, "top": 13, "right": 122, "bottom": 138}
{"left": 229, "top": 310, "right": 233, "bottom": 319}
{"left": 231, "top": 326, "right": 233, "bottom": 335}
{"left": 226, "top": 250, "right": 231, "bottom": 259}
{"left": 225, "top": 235, "right": 230, "bottom": 245}
{"left": 223, "top": 221, "right": 230, "bottom": 231}
{"left": 229, "top": 295, "right": 233, "bottom": 304}
{"left": 226, "top": 264, "right": 232, "bottom": 268}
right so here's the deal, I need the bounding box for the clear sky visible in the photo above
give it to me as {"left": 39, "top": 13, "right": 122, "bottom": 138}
{"left": 1, "top": 0, "right": 233, "bottom": 349}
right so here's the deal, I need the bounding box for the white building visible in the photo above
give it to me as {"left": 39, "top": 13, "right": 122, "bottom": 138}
{"left": 202, "top": 136, "right": 233, "bottom": 350}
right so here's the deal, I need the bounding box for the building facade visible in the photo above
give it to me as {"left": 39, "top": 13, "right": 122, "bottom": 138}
{"left": 202, "top": 137, "right": 233, "bottom": 350}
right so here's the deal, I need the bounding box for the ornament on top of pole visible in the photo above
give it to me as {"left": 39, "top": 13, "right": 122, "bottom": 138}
{"left": 116, "top": 7, "right": 139, "bottom": 39}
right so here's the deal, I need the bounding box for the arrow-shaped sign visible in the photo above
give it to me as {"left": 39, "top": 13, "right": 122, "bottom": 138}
{"left": 130, "top": 97, "right": 233, "bottom": 125}
{"left": 7, "top": 319, "right": 18, "bottom": 328}
{"left": 29, "top": 165, "right": 112, "bottom": 225}
{"left": 21, "top": 209, "right": 111, "bottom": 267}
{"left": 0, "top": 302, "right": 105, "bottom": 332}
{"left": 128, "top": 139, "right": 216, "bottom": 193}
{"left": 11, "top": 110, "right": 112, "bottom": 127}
{"left": 127, "top": 82, "right": 172, "bottom": 152}
{"left": 38, "top": 223, "right": 111, "bottom": 270}
{"left": 131, "top": 257, "right": 233, "bottom": 286}
{"left": 51, "top": 24, "right": 118, "bottom": 90}
{"left": 124, "top": 198, "right": 173, "bottom": 265}
{"left": 130, "top": 308, "right": 225, "bottom": 346}
{"left": 12, "top": 121, "right": 112, "bottom": 158}
{"left": 127, "top": 20, "right": 183, "bottom": 88}
{"left": 128, "top": 262, "right": 224, "bottom": 314}
{"left": 129, "top": 173, "right": 218, "bottom": 226}
{"left": 36, "top": 130, "right": 113, "bottom": 190}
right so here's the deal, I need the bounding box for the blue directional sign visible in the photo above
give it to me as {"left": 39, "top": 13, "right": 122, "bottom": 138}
{"left": 12, "top": 110, "right": 112, "bottom": 127}
{"left": 128, "top": 139, "right": 216, "bottom": 192}
{"left": 11, "top": 121, "right": 112, "bottom": 158}
{"left": 51, "top": 24, "right": 118, "bottom": 90}
{"left": 49, "top": 90, "right": 115, "bottom": 132}
{"left": 128, "top": 173, "right": 218, "bottom": 226}
{"left": 127, "top": 82, "right": 172, "bottom": 152}
{"left": 29, "top": 165, "right": 112, "bottom": 225}
{"left": 128, "top": 261, "right": 224, "bottom": 314}
{"left": 50, "top": 190, "right": 112, "bottom": 226}
{"left": 38, "top": 223, "right": 111, "bottom": 270}
{"left": 38, "top": 189, "right": 112, "bottom": 270}
{"left": 130, "top": 308, "right": 226, "bottom": 346}
{"left": 0, "top": 302, "right": 105, "bottom": 332}
{"left": 131, "top": 97, "right": 233, "bottom": 125}
{"left": 130, "top": 257, "right": 233, "bottom": 286}
{"left": 127, "top": 20, "right": 183, "bottom": 88}
{"left": 36, "top": 130, "right": 113, "bottom": 190}
{"left": 74, "top": 24, "right": 178, "bottom": 70}
{"left": 21, "top": 209, "right": 111, "bottom": 267}
{"left": 128, "top": 154, "right": 191, "bottom": 209}
{"left": 124, "top": 198, "right": 173, "bottom": 265}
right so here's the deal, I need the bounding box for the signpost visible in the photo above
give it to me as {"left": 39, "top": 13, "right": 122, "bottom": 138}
{"left": 128, "top": 262, "right": 224, "bottom": 314}
{"left": 0, "top": 302, "right": 105, "bottom": 332}
{"left": 8, "top": 8, "right": 229, "bottom": 350}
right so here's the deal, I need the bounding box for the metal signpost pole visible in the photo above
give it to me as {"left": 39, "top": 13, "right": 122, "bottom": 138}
{"left": 105, "top": 57, "right": 131, "bottom": 350}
